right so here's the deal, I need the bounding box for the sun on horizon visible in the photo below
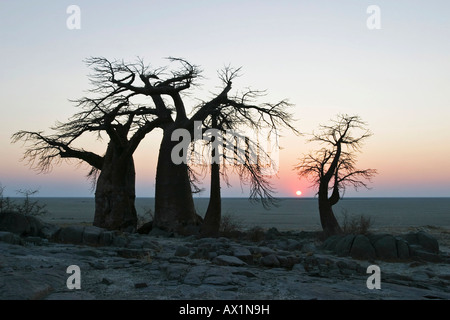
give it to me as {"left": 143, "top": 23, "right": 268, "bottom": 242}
{"left": 296, "top": 190, "right": 302, "bottom": 196}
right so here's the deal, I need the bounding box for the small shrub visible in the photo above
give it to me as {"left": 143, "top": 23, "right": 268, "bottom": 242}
{"left": 219, "top": 213, "right": 244, "bottom": 238}
{"left": 340, "top": 209, "right": 373, "bottom": 235}
{"left": 0, "top": 184, "right": 47, "bottom": 216}
{"left": 246, "top": 226, "right": 266, "bottom": 242}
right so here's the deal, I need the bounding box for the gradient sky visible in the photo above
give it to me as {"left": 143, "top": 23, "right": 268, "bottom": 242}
{"left": 1, "top": 0, "right": 449, "bottom": 198}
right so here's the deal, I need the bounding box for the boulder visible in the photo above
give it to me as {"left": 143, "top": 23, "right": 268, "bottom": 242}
{"left": 260, "top": 254, "right": 280, "bottom": 268}
{"left": 396, "top": 238, "right": 410, "bottom": 259}
{"left": 82, "top": 226, "right": 103, "bottom": 245}
{"left": 321, "top": 235, "right": 343, "bottom": 252}
{"left": 417, "top": 231, "right": 439, "bottom": 254}
{"left": 350, "top": 235, "right": 376, "bottom": 260}
{"left": 372, "top": 235, "right": 397, "bottom": 260}
{"left": 402, "top": 231, "right": 439, "bottom": 253}
{"left": 335, "top": 235, "right": 355, "bottom": 257}
{"left": 58, "top": 226, "right": 85, "bottom": 244}
{"left": 233, "top": 246, "right": 253, "bottom": 264}
{"left": 276, "top": 255, "right": 298, "bottom": 269}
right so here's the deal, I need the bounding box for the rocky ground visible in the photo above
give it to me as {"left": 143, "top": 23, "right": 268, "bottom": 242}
{"left": 1, "top": 212, "right": 450, "bottom": 300}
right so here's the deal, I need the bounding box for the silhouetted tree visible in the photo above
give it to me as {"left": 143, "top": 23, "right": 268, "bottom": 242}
{"left": 81, "top": 59, "right": 296, "bottom": 234}
{"left": 198, "top": 111, "right": 281, "bottom": 236}
{"left": 295, "top": 114, "right": 377, "bottom": 237}
{"left": 12, "top": 96, "right": 161, "bottom": 230}
{"left": 13, "top": 57, "right": 296, "bottom": 234}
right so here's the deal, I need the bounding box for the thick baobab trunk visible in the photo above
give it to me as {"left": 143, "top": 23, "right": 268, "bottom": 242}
{"left": 154, "top": 130, "right": 200, "bottom": 233}
{"left": 318, "top": 186, "right": 342, "bottom": 237}
{"left": 201, "top": 161, "right": 221, "bottom": 237}
{"left": 318, "top": 200, "right": 342, "bottom": 237}
{"left": 94, "top": 144, "right": 137, "bottom": 231}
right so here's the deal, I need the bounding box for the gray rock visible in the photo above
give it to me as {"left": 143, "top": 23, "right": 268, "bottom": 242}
{"left": 261, "top": 254, "right": 280, "bottom": 268}
{"left": 410, "top": 247, "right": 442, "bottom": 262}
{"left": 301, "top": 242, "right": 316, "bottom": 253}
{"left": 291, "top": 263, "right": 307, "bottom": 273}
{"left": 99, "top": 231, "right": 115, "bottom": 246}
{"left": 141, "top": 239, "right": 161, "bottom": 250}
{"left": 233, "top": 247, "right": 252, "bottom": 264}
{"left": 402, "top": 231, "right": 439, "bottom": 253}
{"left": 335, "top": 235, "right": 356, "bottom": 256}
{"left": 350, "top": 235, "right": 376, "bottom": 260}
{"left": 321, "top": 235, "right": 342, "bottom": 252}
{"left": 372, "top": 235, "right": 398, "bottom": 260}
{"left": 0, "top": 231, "right": 23, "bottom": 245}
{"left": 287, "top": 239, "right": 302, "bottom": 251}
{"left": 257, "top": 246, "right": 276, "bottom": 256}
{"left": 183, "top": 266, "right": 207, "bottom": 285}
{"left": 127, "top": 239, "right": 146, "bottom": 249}
{"left": 83, "top": 226, "right": 103, "bottom": 245}
{"left": 396, "top": 238, "right": 410, "bottom": 259}
{"left": 417, "top": 232, "right": 439, "bottom": 254}
{"left": 164, "top": 264, "right": 189, "bottom": 280}
{"left": 213, "top": 255, "right": 247, "bottom": 267}
{"left": 208, "top": 252, "right": 218, "bottom": 260}
{"left": 58, "top": 226, "right": 85, "bottom": 244}
{"left": 175, "top": 245, "right": 190, "bottom": 257}
{"left": 275, "top": 255, "right": 287, "bottom": 267}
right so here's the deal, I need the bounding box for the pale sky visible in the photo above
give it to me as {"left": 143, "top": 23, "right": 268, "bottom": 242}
{"left": 1, "top": 0, "right": 449, "bottom": 197}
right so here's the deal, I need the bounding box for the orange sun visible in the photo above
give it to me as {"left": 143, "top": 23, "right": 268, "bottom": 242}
{"left": 296, "top": 190, "right": 302, "bottom": 196}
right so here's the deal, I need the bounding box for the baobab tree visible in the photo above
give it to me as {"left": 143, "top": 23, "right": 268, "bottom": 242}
{"left": 295, "top": 114, "right": 377, "bottom": 237}
{"left": 12, "top": 95, "right": 163, "bottom": 231}
{"left": 87, "top": 59, "right": 296, "bottom": 234}
{"left": 13, "top": 57, "right": 297, "bottom": 234}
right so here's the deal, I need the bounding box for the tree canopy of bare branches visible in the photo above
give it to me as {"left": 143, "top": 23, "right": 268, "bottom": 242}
{"left": 12, "top": 56, "right": 298, "bottom": 234}
{"left": 295, "top": 114, "right": 377, "bottom": 236}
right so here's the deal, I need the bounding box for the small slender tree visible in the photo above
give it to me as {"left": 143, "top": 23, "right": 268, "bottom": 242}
{"left": 198, "top": 110, "right": 281, "bottom": 237}
{"left": 295, "top": 114, "right": 377, "bottom": 237}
